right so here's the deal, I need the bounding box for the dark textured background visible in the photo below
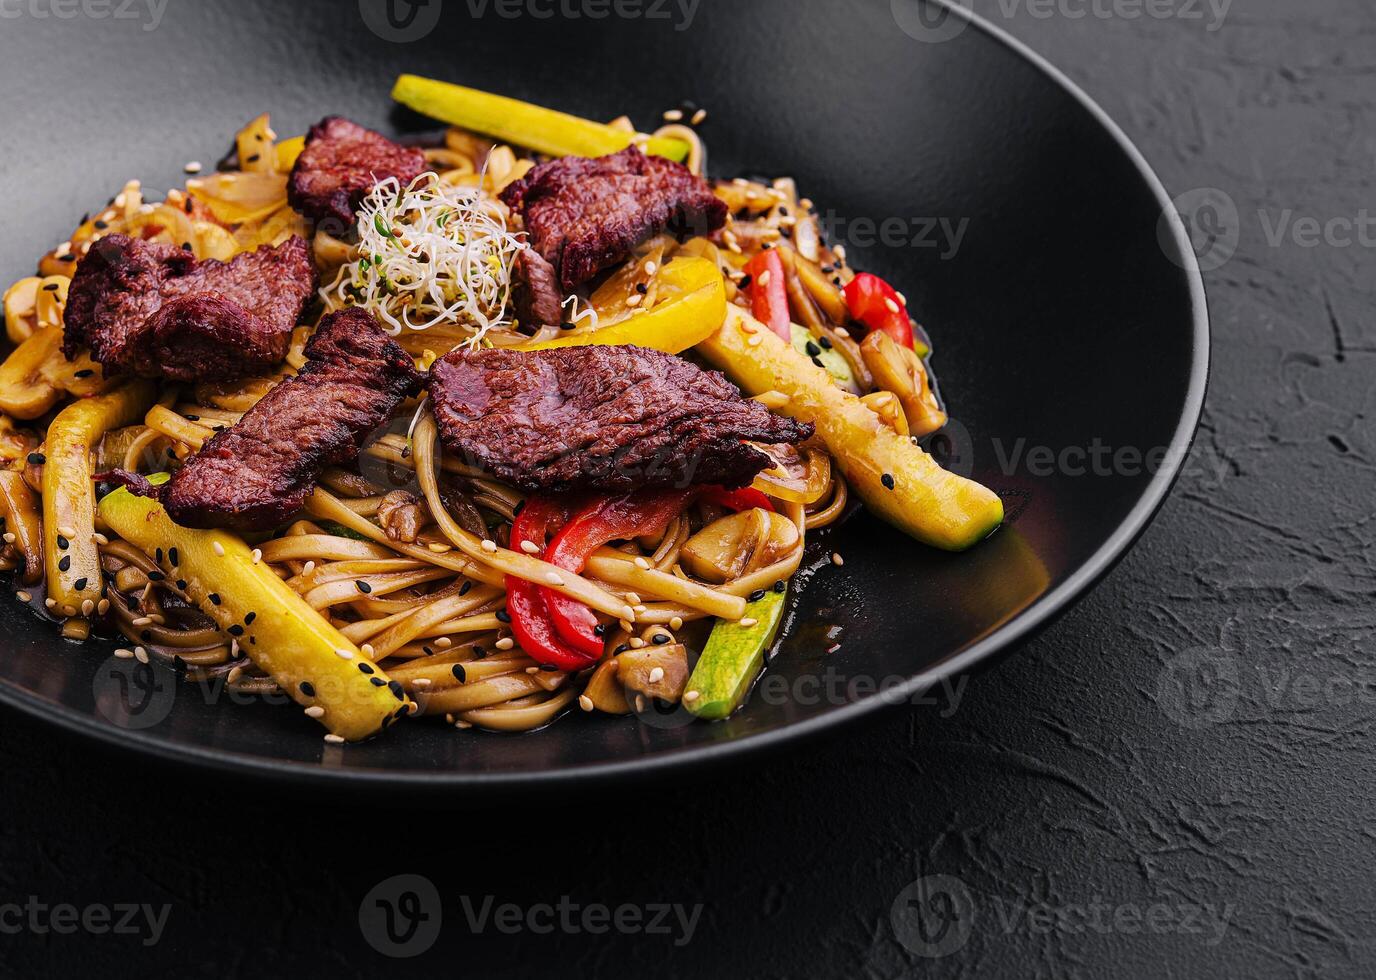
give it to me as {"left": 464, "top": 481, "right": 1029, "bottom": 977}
{"left": 0, "top": 0, "right": 1369, "bottom": 976}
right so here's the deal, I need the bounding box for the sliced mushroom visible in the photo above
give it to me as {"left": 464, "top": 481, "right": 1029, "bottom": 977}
{"left": 681, "top": 507, "right": 801, "bottom": 584}
{"left": 616, "top": 642, "right": 690, "bottom": 702}
{"left": 859, "top": 330, "right": 947, "bottom": 437}
{"left": 377, "top": 490, "right": 427, "bottom": 544}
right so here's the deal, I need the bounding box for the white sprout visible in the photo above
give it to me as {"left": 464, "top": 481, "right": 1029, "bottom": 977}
{"left": 320, "top": 172, "right": 526, "bottom": 341}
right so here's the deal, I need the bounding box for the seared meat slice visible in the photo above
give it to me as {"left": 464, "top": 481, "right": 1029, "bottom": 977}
{"left": 499, "top": 147, "right": 727, "bottom": 292}
{"left": 158, "top": 308, "right": 420, "bottom": 531}
{"left": 427, "top": 345, "right": 812, "bottom": 493}
{"left": 63, "top": 234, "right": 316, "bottom": 382}
{"left": 287, "top": 116, "right": 427, "bottom": 229}
{"left": 510, "top": 249, "right": 563, "bottom": 329}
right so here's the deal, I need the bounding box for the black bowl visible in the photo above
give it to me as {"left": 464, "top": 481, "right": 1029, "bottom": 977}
{"left": 0, "top": 0, "right": 1206, "bottom": 788}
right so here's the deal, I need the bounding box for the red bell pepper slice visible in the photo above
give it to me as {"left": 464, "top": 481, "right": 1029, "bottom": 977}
{"left": 542, "top": 489, "right": 696, "bottom": 651}
{"left": 843, "top": 272, "right": 914, "bottom": 348}
{"left": 744, "top": 249, "right": 792, "bottom": 340}
{"left": 504, "top": 497, "right": 600, "bottom": 671}
{"left": 699, "top": 485, "right": 775, "bottom": 513}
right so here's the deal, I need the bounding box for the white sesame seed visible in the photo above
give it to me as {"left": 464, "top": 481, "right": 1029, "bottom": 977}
{"left": 835, "top": 327, "right": 850, "bottom": 339}
{"left": 251, "top": 548, "right": 262, "bottom": 564}
{"left": 131, "top": 616, "right": 153, "bottom": 627}
{"left": 648, "top": 666, "right": 665, "bottom": 683}
{"left": 520, "top": 540, "right": 540, "bottom": 554}
{"left": 92, "top": 533, "right": 109, "bottom": 546}
{"left": 662, "top": 108, "right": 684, "bottom": 122}
{"left": 579, "top": 694, "right": 594, "bottom": 712}
{"left": 361, "top": 643, "right": 376, "bottom": 658}
{"left": 15, "top": 590, "right": 30, "bottom": 603}
{"left": 691, "top": 108, "right": 707, "bottom": 125}
{"left": 302, "top": 560, "right": 316, "bottom": 576}
{"left": 456, "top": 720, "right": 473, "bottom": 729}
{"left": 884, "top": 298, "right": 901, "bottom": 314}
{"left": 831, "top": 552, "right": 844, "bottom": 566}
{"left": 184, "top": 161, "right": 203, "bottom": 173}
{"left": 97, "top": 599, "right": 110, "bottom": 615}
{"left": 495, "top": 637, "right": 515, "bottom": 651}
{"left": 622, "top": 605, "right": 636, "bottom": 622}
{"left": 43, "top": 597, "right": 56, "bottom": 609}
{"left": 114, "top": 648, "right": 134, "bottom": 660}
{"left": 739, "top": 617, "right": 758, "bottom": 628}
{"left": 227, "top": 666, "right": 243, "bottom": 683}
{"left": 629, "top": 637, "right": 645, "bottom": 649}
{"left": 634, "top": 694, "right": 647, "bottom": 713}
{"left": 480, "top": 539, "right": 497, "bottom": 553}
{"left": 683, "top": 690, "right": 700, "bottom": 703}
{"left": 134, "top": 646, "right": 149, "bottom": 664}
{"left": 81, "top": 600, "right": 94, "bottom": 616}
{"left": 525, "top": 666, "right": 539, "bottom": 674}
{"left": 435, "top": 637, "right": 452, "bottom": 649}
{"left": 633, "top": 556, "right": 650, "bottom": 570}
{"left": 63, "top": 604, "right": 77, "bottom": 618}
{"left": 669, "top": 616, "right": 683, "bottom": 631}
{"left": 756, "top": 269, "right": 771, "bottom": 287}
{"left": 896, "top": 291, "right": 908, "bottom": 306}
{"left": 414, "top": 677, "right": 432, "bottom": 688}
{"left": 428, "top": 542, "right": 451, "bottom": 553}
{"left": 58, "top": 525, "right": 76, "bottom": 539}
{"left": 305, "top": 706, "right": 325, "bottom": 719}
{"left": 625, "top": 592, "right": 641, "bottom": 605}
{"left": 644, "top": 261, "right": 657, "bottom": 276}
{"left": 2, "top": 533, "right": 14, "bottom": 544}
{"left": 834, "top": 245, "right": 847, "bottom": 262}
{"left": 625, "top": 293, "right": 643, "bottom": 307}
{"left": 747, "top": 334, "right": 763, "bottom": 347}
{"left": 334, "top": 648, "right": 354, "bottom": 659}
{"left": 212, "top": 541, "right": 225, "bottom": 556}
{"left": 323, "top": 733, "right": 345, "bottom": 744}
{"left": 545, "top": 572, "right": 564, "bottom": 586}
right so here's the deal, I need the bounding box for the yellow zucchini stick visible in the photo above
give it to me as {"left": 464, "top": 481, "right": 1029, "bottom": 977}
{"left": 43, "top": 380, "right": 156, "bottom": 614}
{"left": 99, "top": 487, "right": 410, "bottom": 741}
{"left": 392, "top": 74, "right": 690, "bottom": 162}
{"left": 698, "top": 308, "right": 1003, "bottom": 551}
{"left": 0, "top": 470, "right": 43, "bottom": 584}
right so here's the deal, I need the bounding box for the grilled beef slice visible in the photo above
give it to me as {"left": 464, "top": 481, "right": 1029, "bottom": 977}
{"left": 499, "top": 146, "right": 727, "bottom": 293}
{"left": 426, "top": 344, "right": 812, "bottom": 493}
{"left": 63, "top": 234, "right": 316, "bottom": 382}
{"left": 158, "top": 308, "right": 420, "bottom": 531}
{"left": 509, "top": 249, "right": 564, "bottom": 329}
{"left": 287, "top": 116, "right": 427, "bottom": 229}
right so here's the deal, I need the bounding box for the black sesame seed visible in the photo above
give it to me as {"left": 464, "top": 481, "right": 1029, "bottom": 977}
{"left": 183, "top": 414, "right": 199, "bottom": 421}
{"left": 451, "top": 664, "right": 467, "bottom": 683}
{"left": 72, "top": 578, "right": 88, "bottom": 592}
{"left": 774, "top": 580, "right": 786, "bottom": 593}
{"left": 244, "top": 612, "right": 256, "bottom": 625}
{"left": 59, "top": 254, "right": 76, "bottom": 262}
{"left": 818, "top": 336, "right": 833, "bottom": 349}
{"left": 42, "top": 282, "right": 59, "bottom": 292}
{"left": 209, "top": 593, "right": 221, "bottom": 605}
{"left": 369, "top": 676, "right": 385, "bottom": 687}
{"left": 559, "top": 321, "right": 576, "bottom": 330}
{"left": 473, "top": 645, "right": 486, "bottom": 658}
{"left": 749, "top": 589, "right": 766, "bottom": 602}
{"left": 356, "top": 580, "right": 372, "bottom": 594}
{"left": 73, "top": 368, "right": 94, "bottom": 378}
{"left": 154, "top": 548, "right": 163, "bottom": 563}
{"left": 652, "top": 633, "right": 671, "bottom": 645}
{"left": 57, "top": 555, "right": 71, "bottom": 572}
{"left": 635, "top": 282, "right": 648, "bottom": 294}
{"left": 168, "top": 547, "right": 179, "bottom": 566}
{"left": 180, "top": 242, "right": 192, "bottom": 251}
{"left": 459, "top": 580, "right": 473, "bottom": 596}
{"left": 175, "top": 580, "right": 187, "bottom": 591}
{"left": 27, "top": 452, "right": 45, "bottom": 466}
{"left": 593, "top": 623, "right": 607, "bottom": 637}
{"left": 56, "top": 535, "right": 68, "bottom": 550}
{"left": 805, "top": 341, "right": 821, "bottom": 357}
{"left": 93, "top": 220, "right": 108, "bottom": 230}
{"left": 184, "top": 199, "right": 194, "bottom": 214}
{"left": 388, "top": 680, "right": 405, "bottom": 701}
{"left": 299, "top": 681, "right": 316, "bottom": 697}
{"left": 738, "top": 274, "right": 752, "bottom": 290}
{"left": 250, "top": 636, "right": 256, "bottom": 645}
{"left": 811, "top": 356, "right": 825, "bottom": 368}
{"left": 495, "top": 609, "right": 511, "bottom": 623}
{"left": 881, "top": 473, "right": 896, "bottom": 490}
{"left": 227, "top": 624, "right": 244, "bottom": 636}
{"left": 539, "top": 662, "right": 559, "bottom": 671}
{"left": 614, "top": 644, "right": 629, "bottom": 654}
{"left": 246, "top": 154, "right": 260, "bottom": 163}
{"left": 513, "top": 500, "right": 526, "bottom": 516}
{"left": 358, "top": 662, "right": 375, "bottom": 675}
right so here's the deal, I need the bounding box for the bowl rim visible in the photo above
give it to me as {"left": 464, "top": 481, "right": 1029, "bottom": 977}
{"left": 0, "top": 2, "right": 1209, "bottom": 791}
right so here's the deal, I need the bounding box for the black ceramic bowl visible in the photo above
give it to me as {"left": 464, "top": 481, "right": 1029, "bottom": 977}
{"left": 0, "top": 0, "right": 1206, "bottom": 788}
